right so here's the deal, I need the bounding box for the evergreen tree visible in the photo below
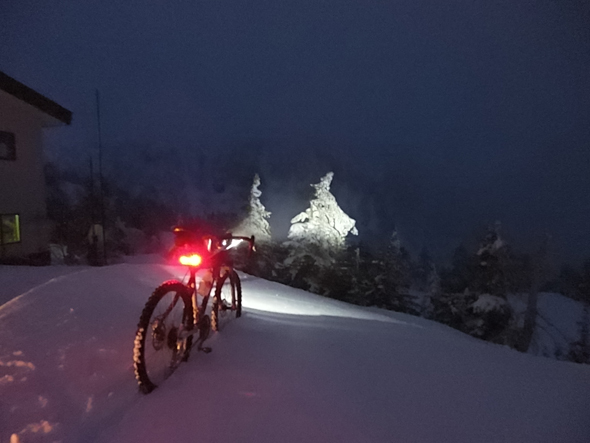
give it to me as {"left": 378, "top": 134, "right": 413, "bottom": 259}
{"left": 232, "top": 173, "right": 272, "bottom": 244}
{"left": 413, "top": 247, "right": 429, "bottom": 291}
{"left": 441, "top": 244, "right": 477, "bottom": 294}
{"left": 471, "top": 221, "right": 514, "bottom": 343}
{"left": 555, "top": 264, "right": 582, "bottom": 298}
{"left": 286, "top": 172, "right": 357, "bottom": 259}
{"left": 475, "top": 221, "right": 509, "bottom": 297}
{"left": 371, "top": 230, "right": 419, "bottom": 314}
{"left": 436, "top": 225, "right": 516, "bottom": 345}
{"left": 348, "top": 246, "right": 383, "bottom": 306}
{"left": 431, "top": 289, "right": 479, "bottom": 333}
{"left": 383, "top": 230, "right": 410, "bottom": 291}
{"left": 283, "top": 172, "right": 358, "bottom": 291}
{"left": 428, "top": 262, "right": 441, "bottom": 297}
{"left": 317, "top": 247, "right": 358, "bottom": 302}
{"left": 423, "top": 260, "right": 441, "bottom": 318}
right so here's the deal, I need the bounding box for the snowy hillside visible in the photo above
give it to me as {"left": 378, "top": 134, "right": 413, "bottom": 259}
{"left": 1, "top": 261, "right": 589, "bottom": 443}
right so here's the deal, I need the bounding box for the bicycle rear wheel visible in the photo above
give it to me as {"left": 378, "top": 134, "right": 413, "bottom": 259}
{"left": 133, "top": 281, "right": 194, "bottom": 394}
{"left": 211, "top": 269, "right": 242, "bottom": 332}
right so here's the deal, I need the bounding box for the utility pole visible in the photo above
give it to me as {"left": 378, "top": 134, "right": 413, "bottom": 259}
{"left": 88, "top": 156, "right": 99, "bottom": 266}
{"left": 96, "top": 89, "right": 107, "bottom": 265}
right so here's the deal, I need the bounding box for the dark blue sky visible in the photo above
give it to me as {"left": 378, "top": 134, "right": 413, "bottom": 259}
{"left": 1, "top": 0, "right": 589, "bottom": 263}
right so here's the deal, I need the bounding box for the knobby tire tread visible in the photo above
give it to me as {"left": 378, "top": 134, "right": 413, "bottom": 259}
{"left": 133, "top": 280, "right": 194, "bottom": 394}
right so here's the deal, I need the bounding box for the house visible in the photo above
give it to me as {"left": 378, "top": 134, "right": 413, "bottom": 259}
{"left": 0, "top": 71, "right": 72, "bottom": 264}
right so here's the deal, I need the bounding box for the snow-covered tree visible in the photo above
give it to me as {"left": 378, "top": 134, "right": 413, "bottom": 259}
{"left": 285, "top": 172, "right": 358, "bottom": 267}
{"left": 476, "top": 221, "right": 508, "bottom": 297}
{"left": 280, "top": 172, "right": 358, "bottom": 292}
{"left": 232, "top": 174, "right": 272, "bottom": 244}
{"left": 470, "top": 221, "right": 514, "bottom": 343}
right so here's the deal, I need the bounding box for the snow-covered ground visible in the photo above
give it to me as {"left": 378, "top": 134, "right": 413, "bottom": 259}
{"left": 1, "top": 261, "right": 589, "bottom": 443}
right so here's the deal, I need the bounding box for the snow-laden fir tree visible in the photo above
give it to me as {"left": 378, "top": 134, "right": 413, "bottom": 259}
{"left": 470, "top": 221, "right": 514, "bottom": 342}
{"left": 283, "top": 172, "right": 358, "bottom": 291}
{"left": 285, "top": 172, "right": 358, "bottom": 267}
{"left": 232, "top": 174, "right": 272, "bottom": 244}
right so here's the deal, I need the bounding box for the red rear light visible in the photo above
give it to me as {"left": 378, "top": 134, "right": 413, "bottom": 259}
{"left": 179, "top": 254, "right": 202, "bottom": 267}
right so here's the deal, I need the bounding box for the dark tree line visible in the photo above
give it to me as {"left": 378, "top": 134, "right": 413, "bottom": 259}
{"left": 45, "top": 162, "right": 178, "bottom": 263}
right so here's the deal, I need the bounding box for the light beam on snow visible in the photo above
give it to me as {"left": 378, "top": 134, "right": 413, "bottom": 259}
{"left": 163, "top": 264, "right": 402, "bottom": 323}
{"left": 240, "top": 278, "right": 407, "bottom": 325}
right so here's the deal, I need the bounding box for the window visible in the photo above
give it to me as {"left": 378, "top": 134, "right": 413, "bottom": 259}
{"left": 0, "top": 214, "right": 20, "bottom": 245}
{"left": 0, "top": 131, "right": 16, "bottom": 160}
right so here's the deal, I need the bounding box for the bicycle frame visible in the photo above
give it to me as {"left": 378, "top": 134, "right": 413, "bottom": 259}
{"left": 176, "top": 264, "right": 222, "bottom": 343}
{"left": 175, "top": 235, "right": 254, "bottom": 345}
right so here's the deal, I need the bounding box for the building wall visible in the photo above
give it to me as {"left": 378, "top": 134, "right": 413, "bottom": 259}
{"left": 0, "top": 89, "right": 51, "bottom": 260}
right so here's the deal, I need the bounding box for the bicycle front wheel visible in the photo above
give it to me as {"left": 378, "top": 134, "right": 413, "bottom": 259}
{"left": 133, "top": 281, "right": 194, "bottom": 394}
{"left": 211, "top": 269, "right": 242, "bottom": 332}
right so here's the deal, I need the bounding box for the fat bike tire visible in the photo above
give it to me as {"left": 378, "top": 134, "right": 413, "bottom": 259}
{"left": 211, "top": 270, "right": 242, "bottom": 332}
{"left": 133, "top": 280, "right": 194, "bottom": 394}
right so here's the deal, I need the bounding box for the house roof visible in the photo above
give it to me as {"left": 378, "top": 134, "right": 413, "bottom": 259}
{"left": 0, "top": 71, "right": 72, "bottom": 125}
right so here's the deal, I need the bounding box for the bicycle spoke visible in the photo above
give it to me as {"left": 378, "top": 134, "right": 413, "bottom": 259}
{"left": 134, "top": 281, "right": 194, "bottom": 393}
{"left": 144, "top": 293, "right": 184, "bottom": 384}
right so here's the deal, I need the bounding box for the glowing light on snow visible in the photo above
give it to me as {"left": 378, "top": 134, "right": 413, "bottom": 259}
{"left": 239, "top": 280, "right": 405, "bottom": 324}
{"left": 179, "top": 254, "right": 202, "bottom": 267}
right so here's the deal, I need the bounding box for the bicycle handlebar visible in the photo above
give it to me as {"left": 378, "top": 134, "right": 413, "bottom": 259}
{"left": 173, "top": 227, "right": 255, "bottom": 252}
{"left": 219, "top": 235, "right": 256, "bottom": 256}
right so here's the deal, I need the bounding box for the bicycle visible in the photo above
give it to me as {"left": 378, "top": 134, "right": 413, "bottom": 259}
{"left": 133, "top": 227, "right": 255, "bottom": 394}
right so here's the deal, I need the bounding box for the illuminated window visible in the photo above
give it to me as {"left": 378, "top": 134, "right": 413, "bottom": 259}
{"left": 0, "top": 131, "right": 16, "bottom": 160}
{"left": 0, "top": 214, "right": 20, "bottom": 244}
